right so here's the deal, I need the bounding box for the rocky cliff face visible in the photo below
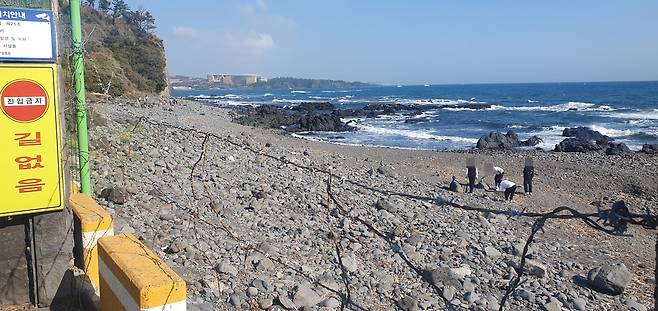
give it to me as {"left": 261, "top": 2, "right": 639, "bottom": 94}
{"left": 57, "top": 0, "right": 168, "bottom": 97}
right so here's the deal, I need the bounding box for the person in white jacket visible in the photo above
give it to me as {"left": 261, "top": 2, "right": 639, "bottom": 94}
{"left": 498, "top": 180, "right": 517, "bottom": 201}
{"left": 493, "top": 166, "right": 504, "bottom": 189}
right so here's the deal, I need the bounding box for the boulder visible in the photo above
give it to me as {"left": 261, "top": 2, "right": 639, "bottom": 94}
{"left": 292, "top": 284, "right": 322, "bottom": 308}
{"left": 375, "top": 199, "right": 398, "bottom": 213}
{"left": 521, "top": 135, "right": 544, "bottom": 147}
{"left": 397, "top": 296, "right": 419, "bottom": 311}
{"left": 376, "top": 165, "right": 396, "bottom": 177}
{"left": 476, "top": 130, "right": 542, "bottom": 150}
{"left": 297, "top": 112, "right": 354, "bottom": 132}
{"left": 100, "top": 187, "right": 128, "bottom": 205}
{"left": 554, "top": 138, "right": 605, "bottom": 152}
{"left": 641, "top": 144, "right": 658, "bottom": 154}
{"left": 562, "top": 127, "right": 611, "bottom": 143}
{"left": 292, "top": 102, "right": 335, "bottom": 112}
{"left": 233, "top": 106, "right": 298, "bottom": 129}
{"left": 423, "top": 267, "right": 461, "bottom": 288}
{"left": 605, "top": 143, "right": 632, "bottom": 155}
{"left": 587, "top": 263, "right": 632, "bottom": 295}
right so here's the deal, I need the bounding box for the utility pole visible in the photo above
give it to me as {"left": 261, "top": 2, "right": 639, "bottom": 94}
{"left": 70, "top": 0, "right": 91, "bottom": 194}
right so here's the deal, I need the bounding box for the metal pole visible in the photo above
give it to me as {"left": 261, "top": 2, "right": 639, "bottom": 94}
{"left": 70, "top": 0, "right": 91, "bottom": 194}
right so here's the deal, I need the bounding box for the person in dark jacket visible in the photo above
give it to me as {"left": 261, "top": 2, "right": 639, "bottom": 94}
{"left": 449, "top": 176, "right": 459, "bottom": 192}
{"left": 523, "top": 165, "right": 534, "bottom": 195}
{"left": 466, "top": 166, "right": 478, "bottom": 193}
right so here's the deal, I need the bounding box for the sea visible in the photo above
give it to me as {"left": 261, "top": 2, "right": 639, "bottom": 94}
{"left": 173, "top": 81, "right": 658, "bottom": 151}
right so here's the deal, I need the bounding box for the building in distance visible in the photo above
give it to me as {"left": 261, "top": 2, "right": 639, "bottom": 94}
{"left": 207, "top": 74, "right": 267, "bottom": 87}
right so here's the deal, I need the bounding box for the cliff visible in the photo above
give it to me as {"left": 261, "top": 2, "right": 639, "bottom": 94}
{"left": 57, "top": 0, "right": 168, "bottom": 97}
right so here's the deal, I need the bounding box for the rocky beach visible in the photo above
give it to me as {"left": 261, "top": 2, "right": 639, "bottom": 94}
{"left": 85, "top": 98, "right": 657, "bottom": 311}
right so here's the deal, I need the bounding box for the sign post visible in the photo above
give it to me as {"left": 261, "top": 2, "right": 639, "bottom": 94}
{"left": 69, "top": 0, "right": 91, "bottom": 194}
{"left": 0, "top": 1, "right": 75, "bottom": 308}
{"left": 0, "top": 7, "right": 56, "bottom": 62}
{"left": 0, "top": 63, "right": 64, "bottom": 217}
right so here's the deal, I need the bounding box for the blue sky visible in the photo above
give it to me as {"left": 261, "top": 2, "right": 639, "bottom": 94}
{"left": 124, "top": 0, "right": 658, "bottom": 84}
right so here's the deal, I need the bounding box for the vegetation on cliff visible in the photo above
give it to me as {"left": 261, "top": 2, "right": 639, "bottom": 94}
{"left": 58, "top": 0, "right": 167, "bottom": 96}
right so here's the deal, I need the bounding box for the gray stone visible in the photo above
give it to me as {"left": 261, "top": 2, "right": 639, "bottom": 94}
{"left": 425, "top": 267, "right": 461, "bottom": 288}
{"left": 484, "top": 246, "right": 501, "bottom": 259}
{"left": 586, "top": 263, "right": 632, "bottom": 295}
{"left": 215, "top": 261, "right": 238, "bottom": 276}
{"left": 322, "top": 297, "right": 341, "bottom": 308}
{"left": 247, "top": 286, "right": 258, "bottom": 297}
{"left": 278, "top": 295, "right": 297, "bottom": 309}
{"left": 625, "top": 299, "right": 647, "bottom": 311}
{"left": 258, "top": 298, "right": 273, "bottom": 309}
{"left": 397, "top": 296, "right": 419, "bottom": 311}
{"left": 341, "top": 255, "right": 358, "bottom": 272}
{"left": 293, "top": 284, "right": 322, "bottom": 308}
{"left": 187, "top": 303, "right": 214, "bottom": 311}
{"left": 543, "top": 301, "right": 562, "bottom": 311}
{"left": 229, "top": 293, "right": 241, "bottom": 306}
{"left": 256, "top": 257, "right": 274, "bottom": 271}
{"left": 100, "top": 187, "right": 129, "bottom": 205}
{"left": 375, "top": 199, "right": 398, "bottom": 213}
{"left": 451, "top": 265, "right": 472, "bottom": 280}
{"left": 442, "top": 286, "right": 456, "bottom": 301}
{"left": 516, "top": 289, "right": 534, "bottom": 303}
{"left": 377, "top": 165, "right": 396, "bottom": 177}
{"left": 526, "top": 260, "right": 547, "bottom": 278}
{"left": 572, "top": 297, "right": 587, "bottom": 311}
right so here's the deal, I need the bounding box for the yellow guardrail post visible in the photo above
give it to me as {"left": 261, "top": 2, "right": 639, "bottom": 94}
{"left": 98, "top": 234, "right": 187, "bottom": 310}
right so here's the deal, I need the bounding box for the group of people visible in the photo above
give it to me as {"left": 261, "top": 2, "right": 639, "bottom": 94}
{"left": 491, "top": 164, "right": 534, "bottom": 201}
{"left": 449, "top": 160, "right": 535, "bottom": 202}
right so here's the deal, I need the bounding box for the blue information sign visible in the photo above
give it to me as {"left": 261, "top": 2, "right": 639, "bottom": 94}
{"left": 0, "top": 8, "right": 55, "bottom": 62}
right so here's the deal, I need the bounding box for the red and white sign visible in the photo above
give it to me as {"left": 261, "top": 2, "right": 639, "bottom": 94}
{"left": 1, "top": 79, "right": 48, "bottom": 123}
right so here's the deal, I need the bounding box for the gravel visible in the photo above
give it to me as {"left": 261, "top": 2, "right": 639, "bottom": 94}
{"left": 84, "top": 98, "right": 656, "bottom": 310}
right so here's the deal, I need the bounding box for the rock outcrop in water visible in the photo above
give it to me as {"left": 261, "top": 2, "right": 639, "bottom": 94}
{"left": 641, "top": 144, "right": 658, "bottom": 154}
{"left": 562, "top": 127, "right": 612, "bottom": 144}
{"left": 234, "top": 102, "right": 493, "bottom": 133}
{"left": 233, "top": 104, "right": 355, "bottom": 132}
{"left": 555, "top": 127, "right": 633, "bottom": 155}
{"left": 476, "top": 131, "right": 542, "bottom": 150}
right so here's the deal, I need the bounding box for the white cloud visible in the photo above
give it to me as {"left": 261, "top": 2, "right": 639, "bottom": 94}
{"left": 222, "top": 32, "right": 275, "bottom": 55}
{"left": 238, "top": 0, "right": 295, "bottom": 29}
{"left": 256, "top": 0, "right": 267, "bottom": 10}
{"left": 242, "top": 33, "right": 275, "bottom": 53}
{"left": 172, "top": 26, "right": 199, "bottom": 38}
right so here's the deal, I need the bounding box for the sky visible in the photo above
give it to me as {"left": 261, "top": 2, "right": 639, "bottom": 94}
{"left": 123, "top": 0, "right": 658, "bottom": 85}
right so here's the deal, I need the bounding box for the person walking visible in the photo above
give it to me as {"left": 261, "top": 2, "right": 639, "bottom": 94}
{"left": 466, "top": 166, "right": 478, "bottom": 193}
{"left": 493, "top": 166, "right": 504, "bottom": 189}
{"left": 498, "top": 180, "right": 517, "bottom": 201}
{"left": 523, "top": 164, "right": 534, "bottom": 195}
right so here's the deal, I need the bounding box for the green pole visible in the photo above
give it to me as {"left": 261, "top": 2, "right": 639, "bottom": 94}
{"left": 70, "top": 0, "right": 91, "bottom": 194}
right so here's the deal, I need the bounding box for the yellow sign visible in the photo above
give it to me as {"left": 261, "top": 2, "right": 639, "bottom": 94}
{"left": 0, "top": 63, "right": 64, "bottom": 217}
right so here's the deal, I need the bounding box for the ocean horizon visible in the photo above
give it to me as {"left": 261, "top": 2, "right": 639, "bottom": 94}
{"left": 173, "top": 80, "right": 658, "bottom": 151}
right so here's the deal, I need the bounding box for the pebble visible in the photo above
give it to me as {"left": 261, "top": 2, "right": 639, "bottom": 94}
{"left": 572, "top": 297, "right": 586, "bottom": 311}
{"left": 88, "top": 100, "right": 653, "bottom": 311}
{"left": 278, "top": 295, "right": 297, "bottom": 310}
{"left": 322, "top": 297, "right": 341, "bottom": 308}
{"left": 247, "top": 286, "right": 258, "bottom": 297}
{"left": 229, "top": 294, "right": 241, "bottom": 307}
{"left": 258, "top": 298, "right": 273, "bottom": 309}
{"left": 215, "top": 261, "right": 238, "bottom": 276}
{"left": 341, "top": 255, "right": 359, "bottom": 272}
{"left": 484, "top": 246, "right": 501, "bottom": 258}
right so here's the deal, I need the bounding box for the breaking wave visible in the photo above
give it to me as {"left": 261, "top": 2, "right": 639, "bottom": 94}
{"left": 488, "top": 102, "right": 615, "bottom": 112}
{"left": 354, "top": 124, "right": 478, "bottom": 143}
